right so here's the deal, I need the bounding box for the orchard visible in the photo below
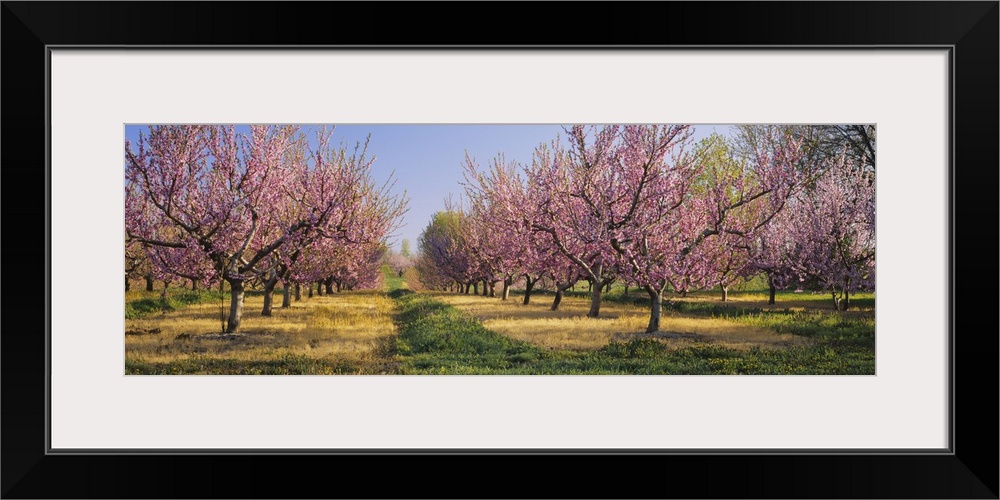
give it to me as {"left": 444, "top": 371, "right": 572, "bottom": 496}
{"left": 125, "top": 125, "right": 408, "bottom": 333}
{"left": 418, "top": 124, "right": 875, "bottom": 333}
{"left": 124, "top": 124, "right": 875, "bottom": 375}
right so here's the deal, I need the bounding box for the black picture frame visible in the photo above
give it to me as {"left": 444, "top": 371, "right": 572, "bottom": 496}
{"left": 3, "top": 2, "right": 996, "bottom": 498}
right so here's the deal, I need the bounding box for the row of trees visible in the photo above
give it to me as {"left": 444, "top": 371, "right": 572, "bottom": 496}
{"left": 125, "top": 125, "right": 408, "bottom": 333}
{"left": 416, "top": 125, "right": 875, "bottom": 333}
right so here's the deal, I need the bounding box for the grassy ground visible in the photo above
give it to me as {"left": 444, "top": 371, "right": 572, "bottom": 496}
{"left": 434, "top": 292, "right": 810, "bottom": 352}
{"left": 559, "top": 285, "right": 875, "bottom": 312}
{"left": 125, "top": 290, "right": 398, "bottom": 374}
{"left": 125, "top": 287, "right": 229, "bottom": 319}
{"left": 383, "top": 267, "right": 408, "bottom": 293}
{"left": 125, "top": 272, "right": 874, "bottom": 375}
{"left": 390, "top": 290, "right": 874, "bottom": 374}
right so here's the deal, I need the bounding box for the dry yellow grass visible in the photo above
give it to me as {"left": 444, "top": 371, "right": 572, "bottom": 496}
{"left": 125, "top": 291, "right": 398, "bottom": 373}
{"left": 671, "top": 290, "right": 875, "bottom": 313}
{"left": 432, "top": 291, "right": 811, "bottom": 352}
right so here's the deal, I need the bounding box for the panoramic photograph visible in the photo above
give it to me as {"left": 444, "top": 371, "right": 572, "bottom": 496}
{"left": 124, "top": 124, "right": 875, "bottom": 375}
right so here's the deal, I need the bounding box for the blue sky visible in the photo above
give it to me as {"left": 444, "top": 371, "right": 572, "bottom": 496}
{"left": 125, "top": 124, "right": 733, "bottom": 253}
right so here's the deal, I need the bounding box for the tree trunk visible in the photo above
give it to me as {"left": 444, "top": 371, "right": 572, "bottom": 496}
{"left": 472, "top": 283, "right": 478, "bottom": 295}
{"left": 584, "top": 263, "right": 606, "bottom": 318}
{"left": 551, "top": 289, "right": 563, "bottom": 311}
{"left": 720, "top": 285, "right": 728, "bottom": 302}
{"left": 261, "top": 278, "right": 277, "bottom": 316}
{"left": 281, "top": 283, "right": 291, "bottom": 308}
{"left": 501, "top": 279, "right": 511, "bottom": 301}
{"left": 226, "top": 278, "right": 245, "bottom": 333}
{"left": 465, "top": 283, "right": 471, "bottom": 294}
{"left": 294, "top": 284, "right": 301, "bottom": 301}
{"left": 191, "top": 279, "right": 197, "bottom": 290}
{"left": 605, "top": 282, "right": 612, "bottom": 293}
{"left": 325, "top": 278, "right": 335, "bottom": 294}
{"left": 308, "top": 284, "right": 314, "bottom": 298}
{"left": 145, "top": 274, "right": 154, "bottom": 292}
{"left": 489, "top": 282, "right": 496, "bottom": 297}
{"left": 316, "top": 280, "right": 324, "bottom": 296}
{"left": 588, "top": 284, "right": 602, "bottom": 318}
{"left": 482, "top": 280, "right": 488, "bottom": 296}
{"left": 645, "top": 287, "right": 663, "bottom": 333}
{"left": 768, "top": 275, "right": 776, "bottom": 305}
{"left": 832, "top": 289, "right": 853, "bottom": 311}
{"left": 523, "top": 276, "right": 535, "bottom": 305}
{"left": 125, "top": 276, "right": 131, "bottom": 292}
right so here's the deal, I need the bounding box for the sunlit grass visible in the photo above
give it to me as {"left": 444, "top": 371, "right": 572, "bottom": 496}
{"left": 671, "top": 288, "right": 875, "bottom": 312}
{"left": 125, "top": 290, "right": 398, "bottom": 374}
{"left": 389, "top": 290, "right": 875, "bottom": 375}
{"left": 561, "top": 287, "right": 876, "bottom": 312}
{"left": 432, "top": 291, "right": 811, "bottom": 352}
{"left": 124, "top": 273, "right": 874, "bottom": 375}
{"left": 124, "top": 287, "right": 229, "bottom": 319}
{"left": 381, "top": 264, "right": 408, "bottom": 292}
